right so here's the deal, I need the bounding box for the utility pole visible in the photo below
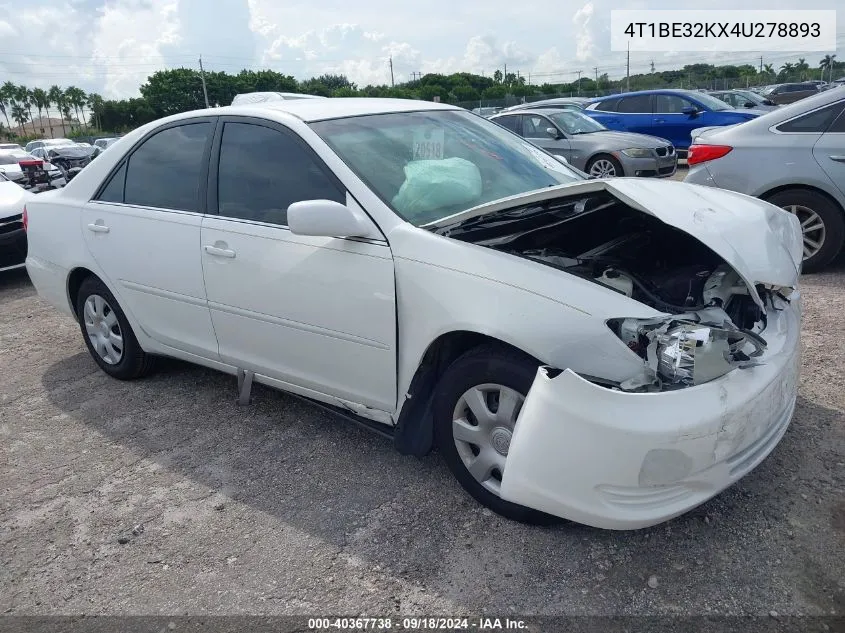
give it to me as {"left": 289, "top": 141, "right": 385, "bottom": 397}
{"left": 576, "top": 70, "right": 582, "bottom": 95}
{"left": 198, "top": 55, "right": 210, "bottom": 108}
{"left": 626, "top": 42, "right": 630, "bottom": 92}
{"left": 389, "top": 57, "right": 395, "bottom": 87}
{"left": 759, "top": 56, "right": 763, "bottom": 74}
{"left": 594, "top": 66, "right": 598, "bottom": 86}
{"left": 504, "top": 63, "right": 508, "bottom": 85}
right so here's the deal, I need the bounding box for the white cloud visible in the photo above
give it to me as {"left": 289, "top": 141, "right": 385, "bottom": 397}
{"left": 572, "top": 2, "right": 597, "bottom": 61}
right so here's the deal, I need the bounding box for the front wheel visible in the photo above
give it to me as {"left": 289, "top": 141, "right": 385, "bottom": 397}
{"left": 586, "top": 154, "right": 623, "bottom": 178}
{"left": 764, "top": 189, "right": 844, "bottom": 273}
{"left": 433, "top": 344, "right": 559, "bottom": 525}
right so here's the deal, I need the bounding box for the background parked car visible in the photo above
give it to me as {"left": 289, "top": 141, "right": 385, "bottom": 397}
{"left": 763, "top": 82, "right": 819, "bottom": 105}
{"left": 490, "top": 108, "right": 676, "bottom": 178}
{"left": 0, "top": 172, "right": 30, "bottom": 272}
{"left": 31, "top": 145, "right": 95, "bottom": 181}
{"left": 471, "top": 106, "right": 502, "bottom": 117}
{"left": 24, "top": 138, "right": 74, "bottom": 153}
{"left": 583, "top": 89, "right": 760, "bottom": 151}
{"left": 501, "top": 97, "right": 589, "bottom": 112}
{"left": 709, "top": 89, "right": 779, "bottom": 111}
{"left": 0, "top": 149, "right": 65, "bottom": 190}
{"left": 685, "top": 89, "right": 845, "bottom": 272}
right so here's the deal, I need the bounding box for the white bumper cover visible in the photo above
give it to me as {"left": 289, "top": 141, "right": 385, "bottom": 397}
{"left": 500, "top": 294, "right": 801, "bottom": 530}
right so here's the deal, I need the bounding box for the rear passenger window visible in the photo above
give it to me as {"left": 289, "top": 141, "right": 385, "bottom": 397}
{"left": 216, "top": 122, "right": 344, "bottom": 226}
{"left": 123, "top": 122, "right": 211, "bottom": 211}
{"left": 593, "top": 98, "right": 619, "bottom": 112}
{"left": 776, "top": 103, "right": 845, "bottom": 133}
{"left": 97, "top": 162, "right": 126, "bottom": 203}
{"left": 616, "top": 96, "right": 652, "bottom": 113}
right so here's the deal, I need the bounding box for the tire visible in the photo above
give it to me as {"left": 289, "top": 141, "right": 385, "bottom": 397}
{"left": 586, "top": 154, "right": 623, "bottom": 178}
{"left": 433, "top": 343, "right": 560, "bottom": 525}
{"left": 75, "top": 276, "right": 155, "bottom": 380}
{"left": 764, "top": 189, "right": 845, "bottom": 273}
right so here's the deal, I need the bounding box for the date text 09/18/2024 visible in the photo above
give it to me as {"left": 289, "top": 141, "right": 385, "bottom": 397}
{"left": 307, "top": 617, "right": 528, "bottom": 630}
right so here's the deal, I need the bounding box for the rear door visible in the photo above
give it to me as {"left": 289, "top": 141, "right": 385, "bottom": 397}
{"left": 812, "top": 103, "right": 845, "bottom": 198}
{"left": 613, "top": 94, "right": 654, "bottom": 135}
{"left": 81, "top": 118, "right": 220, "bottom": 359}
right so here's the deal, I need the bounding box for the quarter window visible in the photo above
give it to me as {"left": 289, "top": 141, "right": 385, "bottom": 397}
{"left": 776, "top": 102, "right": 845, "bottom": 133}
{"left": 828, "top": 110, "right": 845, "bottom": 133}
{"left": 593, "top": 98, "right": 619, "bottom": 112}
{"left": 123, "top": 122, "right": 211, "bottom": 211}
{"left": 216, "top": 122, "right": 344, "bottom": 226}
{"left": 97, "top": 162, "right": 127, "bottom": 203}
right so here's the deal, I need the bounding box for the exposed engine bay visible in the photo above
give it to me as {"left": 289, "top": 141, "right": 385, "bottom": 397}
{"left": 436, "top": 191, "right": 792, "bottom": 392}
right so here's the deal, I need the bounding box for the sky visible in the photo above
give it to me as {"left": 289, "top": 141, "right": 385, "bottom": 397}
{"left": 0, "top": 0, "right": 842, "bottom": 100}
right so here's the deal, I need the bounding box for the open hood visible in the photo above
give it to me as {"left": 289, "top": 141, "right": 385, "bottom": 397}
{"left": 429, "top": 178, "right": 802, "bottom": 310}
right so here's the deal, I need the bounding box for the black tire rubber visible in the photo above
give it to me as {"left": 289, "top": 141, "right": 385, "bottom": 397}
{"left": 75, "top": 276, "right": 156, "bottom": 380}
{"left": 433, "top": 343, "right": 560, "bottom": 525}
{"left": 586, "top": 153, "right": 624, "bottom": 178}
{"left": 764, "top": 189, "right": 845, "bottom": 273}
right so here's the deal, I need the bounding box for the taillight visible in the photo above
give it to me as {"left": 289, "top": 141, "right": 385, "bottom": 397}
{"left": 687, "top": 144, "right": 733, "bottom": 166}
{"left": 22, "top": 205, "right": 28, "bottom": 232}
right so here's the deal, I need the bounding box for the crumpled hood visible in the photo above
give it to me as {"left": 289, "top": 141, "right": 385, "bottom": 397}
{"left": 429, "top": 178, "right": 802, "bottom": 310}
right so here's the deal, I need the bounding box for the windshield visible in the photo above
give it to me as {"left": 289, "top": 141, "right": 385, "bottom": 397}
{"left": 735, "top": 90, "right": 765, "bottom": 104}
{"left": 691, "top": 92, "right": 731, "bottom": 111}
{"left": 311, "top": 110, "right": 582, "bottom": 226}
{"left": 547, "top": 111, "right": 606, "bottom": 134}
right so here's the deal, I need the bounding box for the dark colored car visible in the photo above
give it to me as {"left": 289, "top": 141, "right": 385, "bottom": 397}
{"left": 583, "top": 89, "right": 760, "bottom": 150}
{"left": 764, "top": 83, "right": 819, "bottom": 105}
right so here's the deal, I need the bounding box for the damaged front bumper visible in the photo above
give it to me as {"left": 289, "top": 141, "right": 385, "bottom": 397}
{"left": 499, "top": 292, "right": 801, "bottom": 530}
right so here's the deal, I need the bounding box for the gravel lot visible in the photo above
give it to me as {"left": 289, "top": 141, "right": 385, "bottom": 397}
{"left": 1, "top": 180, "right": 844, "bottom": 618}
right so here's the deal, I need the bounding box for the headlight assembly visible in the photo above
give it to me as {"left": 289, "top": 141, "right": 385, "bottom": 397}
{"left": 620, "top": 148, "right": 653, "bottom": 158}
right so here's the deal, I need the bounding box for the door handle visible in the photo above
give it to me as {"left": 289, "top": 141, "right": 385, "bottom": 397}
{"left": 87, "top": 222, "right": 109, "bottom": 233}
{"left": 829, "top": 155, "right": 845, "bottom": 163}
{"left": 654, "top": 118, "right": 666, "bottom": 123}
{"left": 203, "top": 244, "right": 236, "bottom": 258}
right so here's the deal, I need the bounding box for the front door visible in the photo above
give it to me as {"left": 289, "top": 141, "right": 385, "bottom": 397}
{"left": 652, "top": 94, "right": 701, "bottom": 149}
{"left": 520, "top": 114, "right": 571, "bottom": 160}
{"left": 200, "top": 118, "right": 397, "bottom": 412}
{"left": 80, "top": 119, "right": 220, "bottom": 359}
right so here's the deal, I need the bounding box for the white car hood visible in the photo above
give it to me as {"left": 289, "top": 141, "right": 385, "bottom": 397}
{"left": 0, "top": 180, "right": 32, "bottom": 220}
{"left": 430, "top": 178, "right": 802, "bottom": 309}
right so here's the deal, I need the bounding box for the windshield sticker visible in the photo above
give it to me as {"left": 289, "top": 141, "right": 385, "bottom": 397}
{"left": 413, "top": 128, "right": 445, "bottom": 160}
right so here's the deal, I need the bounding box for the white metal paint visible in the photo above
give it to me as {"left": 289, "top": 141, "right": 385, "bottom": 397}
{"left": 500, "top": 293, "right": 801, "bottom": 529}
{"left": 0, "top": 180, "right": 31, "bottom": 220}
{"left": 200, "top": 215, "right": 397, "bottom": 412}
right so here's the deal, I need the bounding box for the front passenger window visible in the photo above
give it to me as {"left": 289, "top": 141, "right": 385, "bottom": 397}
{"left": 216, "top": 122, "right": 344, "bottom": 226}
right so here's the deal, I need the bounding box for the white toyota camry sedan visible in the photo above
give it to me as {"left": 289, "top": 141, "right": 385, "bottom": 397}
{"left": 24, "top": 98, "right": 803, "bottom": 529}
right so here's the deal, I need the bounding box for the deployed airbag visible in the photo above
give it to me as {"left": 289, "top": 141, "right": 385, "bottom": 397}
{"left": 392, "top": 157, "right": 482, "bottom": 221}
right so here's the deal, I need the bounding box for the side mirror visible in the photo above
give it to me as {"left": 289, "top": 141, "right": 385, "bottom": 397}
{"left": 681, "top": 106, "right": 699, "bottom": 116}
{"left": 743, "top": 101, "right": 755, "bottom": 108}
{"left": 546, "top": 127, "right": 561, "bottom": 139}
{"left": 762, "top": 99, "right": 776, "bottom": 106}
{"left": 287, "top": 199, "right": 371, "bottom": 238}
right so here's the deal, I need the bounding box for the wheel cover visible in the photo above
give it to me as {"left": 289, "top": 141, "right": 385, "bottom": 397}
{"left": 589, "top": 159, "right": 616, "bottom": 178}
{"left": 452, "top": 383, "right": 526, "bottom": 497}
{"left": 83, "top": 294, "right": 124, "bottom": 365}
{"left": 782, "top": 204, "right": 826, "bottom": 259}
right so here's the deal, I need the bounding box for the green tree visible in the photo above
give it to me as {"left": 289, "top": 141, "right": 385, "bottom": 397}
{"left": 0, "top": 82, "right": 15, "bottom": 132}
{"left": 452, "top": 84, "right": 480, "bottom": 102}
{"left": 10, "top": 103, "right": 29, "bottom": 131}
{"left": 16, "top": 85, "right": 37, "bottom": 136}
{"left": 820, "top": 54, "right": 837, "bottom": 83}
{"left": 87, "top": 93, "right": 104, "bottom": 129}
{"left": 48, "top": 86, "right": 67, "bottom": 136}
{"left": 64, "top": 86, "right": 88, "bottom": 131}
{"left": 493, "top": 70, "right": 503, "bottom": 84}
{"left": 31, "top": 88, "right": 49, "bottom": 135}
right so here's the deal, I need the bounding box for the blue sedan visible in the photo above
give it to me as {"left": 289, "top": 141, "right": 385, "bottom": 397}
{"left": 583, "top": 89, "right": 761, "bottom": 150}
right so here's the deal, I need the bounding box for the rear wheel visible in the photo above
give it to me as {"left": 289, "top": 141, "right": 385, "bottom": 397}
{"left": 764, "top": 189, "right": 844, "bottom": 273}
{"left": 586, "top": 154, "right": 623, "bottom": 178}
{"left": 75, "top": 276, "right": 155, "bottom": 380}
{"left": 433, "top": 344, "right": 559, "bottom": 525}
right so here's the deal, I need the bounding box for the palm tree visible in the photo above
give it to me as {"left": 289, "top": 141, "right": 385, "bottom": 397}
{"left": 780, "top": 62, "right": 795, "bottom": 81}
{"left": 0, "top": 81, "right": 17, "bottom": 133}
{"left": 87, "top": 93, "right": 104, "bottom": 130}
{"left": 31, "top": 88, "right": 49, "bottom": 136}
{"left": 796, "top": 57, "right": 809, "bottom": 80}
{"left": 16, "top": 85, "right": 37, "bottom": 136}
{"left": 64, "top": 86, "right": 87, "bottom": 132}
{"left": 819, "top": 54, "right": 837, "bottom": 83}
{"left": 10, "top": 103, "right": 29, "bottom": 133}
{"left": 60, "top": 102, "right": 74, "bottom": 132}
{"left": 48, "top": 86, "right": 66, "bottom": 136}
{"left": 763, "top": 63, "right": 774, "bottom": 78}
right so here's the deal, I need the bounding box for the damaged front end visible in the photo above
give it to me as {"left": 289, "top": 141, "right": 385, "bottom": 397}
{"left": 432, "top": 181, "right": 802, "bottom": 393}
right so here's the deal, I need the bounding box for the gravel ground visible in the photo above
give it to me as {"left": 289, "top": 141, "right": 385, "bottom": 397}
{"left": 1, "top": 233, "right": 844, "bottom": 618}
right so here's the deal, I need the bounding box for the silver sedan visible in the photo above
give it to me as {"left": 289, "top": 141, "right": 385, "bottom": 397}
{"left": 490, "top": 109, "right": 677, "bottom": 178}
{"left": 685, "top": 87, "right": 845, "bottom": 272}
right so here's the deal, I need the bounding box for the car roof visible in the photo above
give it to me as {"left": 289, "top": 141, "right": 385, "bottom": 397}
{"left": 585, "top": 88, "right": 704, "bottom": 103}
{"left": 171, "top": 98, "right": 460, "bottom": 123}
